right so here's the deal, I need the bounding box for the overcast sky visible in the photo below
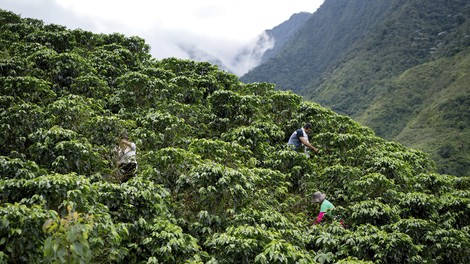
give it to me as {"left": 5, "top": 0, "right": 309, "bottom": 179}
{"left": 1, "top": 0, "right": 324, "bottom": 75}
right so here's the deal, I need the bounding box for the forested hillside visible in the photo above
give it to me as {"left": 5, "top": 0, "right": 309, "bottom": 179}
{"left": 241, "top": 0, "right": 470, "bottom": 176}
{"left": 1, "top": 9, "right": 470, "bottom": 264}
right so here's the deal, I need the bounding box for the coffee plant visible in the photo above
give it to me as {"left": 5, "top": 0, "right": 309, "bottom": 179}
{"left": 1, "top": 9, "right": 469, "bottom": 263}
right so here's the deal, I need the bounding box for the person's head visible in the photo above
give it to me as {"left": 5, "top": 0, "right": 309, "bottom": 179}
{"left": 312, "top": 191, "right": 326, "bottom": 203}
{"left": 304, "top": 123, "right": 313, "bottom": 133}
{"left": 118, "top": 133, "right": 129, "bottom": 144}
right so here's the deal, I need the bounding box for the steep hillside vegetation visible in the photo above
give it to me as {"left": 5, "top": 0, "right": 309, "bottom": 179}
{"left": 241, "top": 0, "right": 470, "bottom": 176}
{"left": 1, "top": 9, "right": 470, "bottom": 263}
{"left": 360, "top": 49, "right": 470, "bottom": 176}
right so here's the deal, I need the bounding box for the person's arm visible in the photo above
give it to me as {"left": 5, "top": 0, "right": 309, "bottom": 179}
{"left": 299, "top": 137, "right": 319, "bottom": 154}
{"left": 314, "top": 212, "right": 325, "bottom": 224}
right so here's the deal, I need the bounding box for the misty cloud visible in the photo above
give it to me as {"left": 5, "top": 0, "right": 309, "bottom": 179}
{"left": 228, "top": 31, "right": 275, "bottom": 75}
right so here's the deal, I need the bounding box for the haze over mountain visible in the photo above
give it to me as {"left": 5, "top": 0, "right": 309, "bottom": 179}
{"left": 241, "top": 0, "right": 470, "bottom": 176}
{"left": 259, "top": 12, "right": 312, "bottom": 65}
{"left": 185, "top": 12, "right": 312, "bottom": 76}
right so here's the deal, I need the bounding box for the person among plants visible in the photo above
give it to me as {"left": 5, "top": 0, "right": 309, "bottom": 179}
{"left": 312, "top": 191, "right": 335, "bottom": 225}
{"left": 115, "top": 134, "right": 137, "bottom": 182}
{"left": 287, "top": 123, "right": 320, "bottom": 156}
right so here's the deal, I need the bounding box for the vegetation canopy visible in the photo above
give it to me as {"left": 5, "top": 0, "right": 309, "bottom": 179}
{"left": 0, "top": 10, "right": 469, "bottom": 263}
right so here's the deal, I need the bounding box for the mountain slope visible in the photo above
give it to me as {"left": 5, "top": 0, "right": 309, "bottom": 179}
{"left": 388, "top": 50, "right": 470, "bottom": 176}
{"left": 241, "top": 0, "right": 470, "bottom": 176}
{"left": 241, "top": 0, "right": 394, "bottom": 92}
{"left": 259, "top": 12, "right": 312, "bottom": 64}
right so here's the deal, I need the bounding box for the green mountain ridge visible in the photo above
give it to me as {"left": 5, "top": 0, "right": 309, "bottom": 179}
{"left": 390, "top": 50, "right": 470, "bottom": 175}
{"left": 1, "top": 9, "right": 469, "bottom": 263}
{"left": 260, "top": 12, "right": 312, "bottom": 65}
{"left": 241, "top": 0, "right": 470, "bottom": 176}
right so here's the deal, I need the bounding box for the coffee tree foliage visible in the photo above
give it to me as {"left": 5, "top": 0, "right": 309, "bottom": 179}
{"left": 0, "top": 10, "right": 469, "bottom": 263}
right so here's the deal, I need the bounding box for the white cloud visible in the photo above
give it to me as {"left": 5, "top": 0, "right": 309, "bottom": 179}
{"left": 50, "top": 0, "right": 321, "bottom": 41}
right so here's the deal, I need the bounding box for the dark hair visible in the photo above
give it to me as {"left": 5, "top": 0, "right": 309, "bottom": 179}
{"left": 304, "top": 123, "right": 313, "bottom": 129}
{"left": 119, "top": 132, "right": 129, "bottom": 140}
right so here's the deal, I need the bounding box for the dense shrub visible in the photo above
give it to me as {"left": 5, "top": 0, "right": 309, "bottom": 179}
{"left": 0, "top": 9, "right": 468, "bottom": 263}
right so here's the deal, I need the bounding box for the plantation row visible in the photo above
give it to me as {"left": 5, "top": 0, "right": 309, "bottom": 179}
{"left": 0, "top": 9, "right": 469, "bottom": 263}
